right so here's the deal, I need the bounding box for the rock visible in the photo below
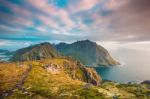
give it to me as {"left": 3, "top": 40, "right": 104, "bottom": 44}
{"left": 45, "top": 64, "right": 60, "bottom": 74}
{"left": 83, "top": 83, "right": 93, "bottom": 89}
{"left": 61, "top": 58, "right": 102, "bottom": 86}
{"left": 84, "top": 67, "right": 102, "bottom": 86}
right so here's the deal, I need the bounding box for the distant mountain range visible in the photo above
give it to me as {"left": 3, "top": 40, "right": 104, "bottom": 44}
{"left": 0, "top": 49, "right": 13, "bottom": 61}
{"left": 0, "top": 49, "right": 12, "bottom": 54}
{"left": 9, "top": 40, "right": 119, "bottom": 66}
{"left": 55, "top": 40, "right": 119, "bottom": 66}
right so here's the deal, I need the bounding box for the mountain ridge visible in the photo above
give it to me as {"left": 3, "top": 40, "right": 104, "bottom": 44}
{"left": 9, "top": 42, "right": 61, "bottom": 62}
{"left": 9, "top": 42, "right": 102, "bottom": 86}
{"left": 55, "top": 40, "right": 119, "bottom": 67}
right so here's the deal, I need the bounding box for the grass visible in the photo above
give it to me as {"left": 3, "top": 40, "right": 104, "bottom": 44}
{"left": 1, "top": 59, "right": 150, "bottom": 99}
{"left": 9, "top": 59, "right": 85, "bottom": 99}
{"left": 73, "top": 88, "right": 105, "bottom": 99}
{"left": 0, "top": 62, "right": 28, "bottom": 91}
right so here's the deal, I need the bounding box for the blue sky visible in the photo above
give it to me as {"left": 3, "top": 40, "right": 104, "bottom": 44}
{"left": 0, "top": 0, "right": 150, "bottom": 50}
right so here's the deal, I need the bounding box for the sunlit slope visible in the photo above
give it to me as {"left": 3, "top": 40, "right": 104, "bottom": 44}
{"left": 0, "top": 59, "right": 149, "bottom": 99}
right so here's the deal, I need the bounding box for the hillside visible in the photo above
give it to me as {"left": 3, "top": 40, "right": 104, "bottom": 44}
{"left": 55, "top": 40, "right": 119, "bottom": 67}
{"left": 0, "top": 59, "right": 149, "bottom": 99}
{"left": 0, "top": 58, "right": 103, "bottom": 99}
{"left": 9, "top": 42, "right": 61, "bottom": 62}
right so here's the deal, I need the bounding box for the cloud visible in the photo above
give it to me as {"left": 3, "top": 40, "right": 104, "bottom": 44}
{"left": 69, "top": 0, "right": 101, "bottom": 13}
{"left": 109, "top": 0, "right": 150, "bottom": 41}
{"left": 0, "top": 39, "right": 33, "bottom": 50}
{"left": 27, "top": 0, "right": 74, "bottom": 28}
{"left": 98, "top": 41, "right": 150, "bottom": 51}
{"left": 0, "top": 1, "right": 33, "bottom": 29}
{"left": 0, "top": 0, "right": 150, "bottom": 50}
{"left": 1, "top": 0, "right": 31, "bottom": 17}
{"left": 0, "top": 25, "right": 22, "bottom": 33}
{"left": 37, "top": 15, "right": 59, "bottom": 29}
{"left": 105, "top": 0, "right": 127, "bottom": 10}
{"left": 36, "top": 26, "right": 47, "bottom": 32}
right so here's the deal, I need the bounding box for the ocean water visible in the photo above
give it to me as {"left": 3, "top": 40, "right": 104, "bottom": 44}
{"left": 96, "top": 49, "right": 150, "bottom": 83}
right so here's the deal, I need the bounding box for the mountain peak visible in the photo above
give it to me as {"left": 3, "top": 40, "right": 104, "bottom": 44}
{"left": 9, "top": 42, "right": 61, "bottom": 62}
{"left": 55, "top": 40, "right": 119, "bottom": 67}
{"left": 74, "top": 40, "right": 96, "bottom": 44}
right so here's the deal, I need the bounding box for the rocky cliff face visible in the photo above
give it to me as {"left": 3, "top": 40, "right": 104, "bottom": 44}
{"left": 9, "top": 42, "right": 61, "bottom": 62}
{"left": 55, "top": 40, "right": 119, "bottom": 67}
{"left": 60, "top": 58, "right": 102, "bottom": 86}
{"left": 84, "top": 67, "right": 101, "bottom": 86}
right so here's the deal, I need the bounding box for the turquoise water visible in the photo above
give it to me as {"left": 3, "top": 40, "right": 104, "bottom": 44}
{"left": 95, "top": 49, "right": 150, "bottom": 83}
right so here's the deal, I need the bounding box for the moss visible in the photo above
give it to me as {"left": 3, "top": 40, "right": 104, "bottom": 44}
{"left": 7, "top": 89, "right": 30, "bottom": 99}
{"left": 74, "top": 88, "right": 105, "bottom": 99}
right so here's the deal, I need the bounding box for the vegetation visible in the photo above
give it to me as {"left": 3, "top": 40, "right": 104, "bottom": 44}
{"left": 0, "top": 62, "right": 28, "bottom": 91}
{"left": 0, "top": 59, "right": 149, "bottom": 99}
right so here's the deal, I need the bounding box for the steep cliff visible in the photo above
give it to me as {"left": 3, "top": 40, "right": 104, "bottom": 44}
{"left": 55, "top": 40, "right": 119, "bottom": 67}
{"left": 45, "top": 58, "right": 102, "bottom": 86}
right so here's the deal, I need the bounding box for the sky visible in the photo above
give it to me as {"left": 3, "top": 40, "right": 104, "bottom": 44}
{"left": 0, "top": 0, "right": 150, "bottom": 50}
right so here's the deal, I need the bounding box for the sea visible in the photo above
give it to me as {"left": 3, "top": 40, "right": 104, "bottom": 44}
{"left": 96, "top": 48, "right": 150, "bottom": 83}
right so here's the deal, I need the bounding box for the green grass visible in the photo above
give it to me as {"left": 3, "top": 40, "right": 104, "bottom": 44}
{"left": 74, "top": 88, "right": 105, "bottom": 99}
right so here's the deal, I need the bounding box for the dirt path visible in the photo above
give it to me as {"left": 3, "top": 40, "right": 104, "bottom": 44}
{"left": 1, "top": 65, "right": 32, "bottom": 99}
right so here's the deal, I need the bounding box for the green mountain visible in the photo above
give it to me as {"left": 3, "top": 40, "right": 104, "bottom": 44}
{"left": 55, "top": 40, "right": 119, "bottom": 67}
{"left": 9, "top": 42, "right": 61, "bottom": 62}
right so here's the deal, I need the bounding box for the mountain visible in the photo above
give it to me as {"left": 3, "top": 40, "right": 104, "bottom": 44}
{"left": 0, "top": 49, "right": 13, "bottom": 55}
{"left": 9, "top": 42, "right": 102, "bottom": 85}
{"left": 0, "top": 49, "right": 13, "bottom": 61}
{"left": 55, "top": 40, "right": 119, "bottom": 67}
{"left": 0, "top": 49, "right": 8, "bottom": 53}
{"left": 9, "top": 42, "right": 61, "bottom": 62}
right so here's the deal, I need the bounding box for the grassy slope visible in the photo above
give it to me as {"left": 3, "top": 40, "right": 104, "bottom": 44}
{"left": 0, "top": 62, "right": 28, "bottom": 92}
{"left": 0, "top": 59, "right": 149, "bottom": 99}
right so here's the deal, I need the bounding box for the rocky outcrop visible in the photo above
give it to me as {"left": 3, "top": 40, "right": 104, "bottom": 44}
{"left": 44, "top": 64, "right": 61, "bottom": 74}
{"left": 61, "top": 58, "right": 102, "bottom": 86}
{"left": 84, "top": 67, "right": 102, "bottom": 86}
{"left": 55, "top": 40, "right": 119, "bottom": 67}
{"left": 9, "top": 42, "right": 61, "bottom": 62}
